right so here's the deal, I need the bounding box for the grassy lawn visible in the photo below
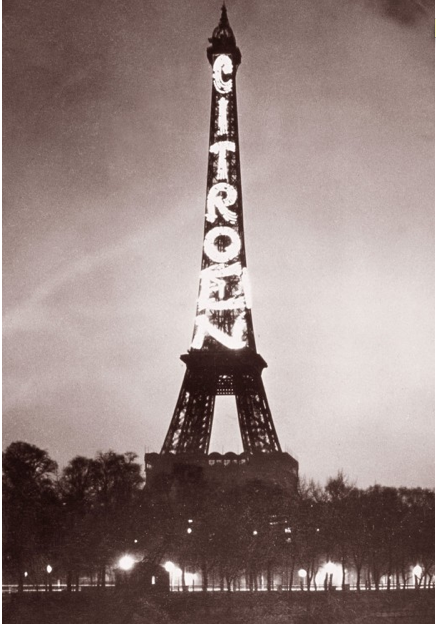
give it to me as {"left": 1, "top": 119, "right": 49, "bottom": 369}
{"left": 3, "top": 589, "right": 434, "bottom": 624}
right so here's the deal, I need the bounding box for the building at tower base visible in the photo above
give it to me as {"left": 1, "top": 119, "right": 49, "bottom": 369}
{"left": 145, "top": 451, "right": 298, "bottom": 494}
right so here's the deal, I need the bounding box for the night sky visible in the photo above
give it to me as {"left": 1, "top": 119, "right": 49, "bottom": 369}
{"left": 3, "top": 0, "right": 434, "bottom": 488}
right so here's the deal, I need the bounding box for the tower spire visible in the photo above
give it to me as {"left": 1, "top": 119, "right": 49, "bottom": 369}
{"left": 220, "top": 3, "right": 229, "bottom": 27}
{"left": 207, "top": 5, "right": 241, "bottom": 66}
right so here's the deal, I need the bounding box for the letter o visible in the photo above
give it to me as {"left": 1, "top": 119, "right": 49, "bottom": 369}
{"left": 204, "top": 226, "right": 241, "bottom": 263}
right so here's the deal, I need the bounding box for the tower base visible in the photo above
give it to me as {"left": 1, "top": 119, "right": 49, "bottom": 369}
{"left": 145, "top": 451, "right": 298, "bottom": 493}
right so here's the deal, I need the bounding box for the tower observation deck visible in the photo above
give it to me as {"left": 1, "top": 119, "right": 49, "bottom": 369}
{"left": 146, "top": 7, "right": 298, "bottom": 491}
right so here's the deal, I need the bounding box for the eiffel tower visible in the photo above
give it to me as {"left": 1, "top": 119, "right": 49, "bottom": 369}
{"left": 146, "top": 6, "right": 298, "bottom": 490}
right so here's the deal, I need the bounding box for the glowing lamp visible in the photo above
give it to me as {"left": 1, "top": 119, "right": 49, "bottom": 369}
{"left": 298, "top": 569, "right": 307, "bottom": 579}
{"left": 46, "top": 565, "right": 52, "bottom": 574}
{"left": 118, "top": 555, "right": 135, "bottom": 571}
{"left": 164, "top": 561, "right": 175, "bottom": 573}
{"left": 413, "top": 564, "right": 423, "bottom": 577}
{"left": 325, "top": 562, "right": 335, "bottom": 575}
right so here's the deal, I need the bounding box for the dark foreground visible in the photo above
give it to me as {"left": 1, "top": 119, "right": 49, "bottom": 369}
{"left": 3, "top": 590, "right": 434, "bottom": 624}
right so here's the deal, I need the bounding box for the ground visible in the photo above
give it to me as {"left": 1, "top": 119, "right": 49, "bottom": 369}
{"left": 3, "top": 590, "right": 434, "bottom": 624}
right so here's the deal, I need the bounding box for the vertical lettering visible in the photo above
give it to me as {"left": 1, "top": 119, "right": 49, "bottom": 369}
{"left": 198, "top": 263, "right": 245, "bottom": 311}
{"left": 217, "top": 97, "right": 229, "bottom": 135}
{"left": 212, "top": 55, "right": 233, "bottom": 94}
{"left": 206, "top": 183, "right": 237, "bottom": 224}
{"left": 203, "top": 226, "right": 241, "bottom": 264}
{"left": 192, "top": 312, "right": 247, "bottom": 350}
{"left": 209, "top": 141, "right": 235, "bottom": 181}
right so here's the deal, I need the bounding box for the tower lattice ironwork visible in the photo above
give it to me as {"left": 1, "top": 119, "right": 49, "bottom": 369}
{"left": 161, "top": 7, "right": 285, "bottom": 458}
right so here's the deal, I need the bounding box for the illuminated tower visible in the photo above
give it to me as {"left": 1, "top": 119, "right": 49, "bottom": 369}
{"left": 147, "top": 7, "right": 298, "bottom": 488}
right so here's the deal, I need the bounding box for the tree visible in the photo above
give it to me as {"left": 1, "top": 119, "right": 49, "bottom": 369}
{"left": 58, "top": 450, "right": 144, "bottom": 588}
{"left": 84, "top": 451, "right": 144, "bottom": 586}
{"left": 3, "top": 441, "right": 59, "bottom": 590}
{"left": 346, "top": 488, "right": 370, "bottom": 591}
{"left": 294, "top": 479, "right": 326, "bottom": 591}
{"left": 364, "top": 485, "right": 406, "bottom": 591}
{"left": 325, "top": 471, "right": 357, "bottom": 590}
{"left": 398, "top": 488, "right": 435, "bottom": 589}
{"left": 58, "top": 456, "right": 97, "bottom": 590}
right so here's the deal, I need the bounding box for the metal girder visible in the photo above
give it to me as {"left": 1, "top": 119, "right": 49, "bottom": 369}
{"left": 161, "top": 369, "right": 215, "bottom": 454}
{"left": 235, "top": 373, "right": 281, "bottom": 454}
{"left": 161, "top": 352, "right": 281, "bottom": 456}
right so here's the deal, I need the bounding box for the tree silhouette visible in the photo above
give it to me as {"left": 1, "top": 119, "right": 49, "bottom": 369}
{"left": 3, "top": 441, "right": 59, "bottom": 590}
{"left": 325, "top": 471, "right": 357, "bottom": 589}
{"left": 59, "top": 456, "right": 98, "bottom": 590}
{"left": 3, "top": 440, "right": 434, "bottom": 593}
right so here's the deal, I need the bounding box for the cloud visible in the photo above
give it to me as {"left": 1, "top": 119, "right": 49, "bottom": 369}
{"left": 3, "top": 232, "right": 149, "bottom": 336}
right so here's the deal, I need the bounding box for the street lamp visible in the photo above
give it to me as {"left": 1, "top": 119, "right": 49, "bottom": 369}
{"left": 185, "top": 572, "right": 196, "bottom": 592}
{"left": 117, "top": 555, "right": 135, "bottom": 588}
{"left": 164, "top": 561, "right": 182, "bottom": 591}
{"left": 413, "top": 564, "right": 423, "bottom": 589}
{"left": 118, "top": 555, "right": 135, "bottom": 571}
{"left": 46, "top": 565, "right": 53, "bottom": 592}
{"left": 324, "top": 561, "right": 335, "bottom": 591}
{"left": 298, "top": 568, "right": 307, "bottom": 591}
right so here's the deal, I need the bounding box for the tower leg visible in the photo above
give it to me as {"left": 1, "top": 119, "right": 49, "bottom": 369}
{"left": 161, "top": 369, "right": 215, "bottom": 454}
{"left": 235, "top": 373, "right": 281, "bottom": 453}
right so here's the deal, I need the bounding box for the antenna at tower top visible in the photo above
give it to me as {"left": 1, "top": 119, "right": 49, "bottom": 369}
{"left": 220, "top": 3, "right": 228, "bottom": 26}
{"left": 207, "top": 2, "right": 241, "bottom": 65}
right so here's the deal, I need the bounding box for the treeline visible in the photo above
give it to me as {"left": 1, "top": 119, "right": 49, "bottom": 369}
{"left": 3, "top": 441, "right": 434, "bottom": 592}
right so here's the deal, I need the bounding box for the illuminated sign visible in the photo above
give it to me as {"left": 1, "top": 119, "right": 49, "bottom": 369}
{"left": 217, "top": 98, "right": 229, "bottom": 135}
{"left": 209, "top": 140, "right": 235, "bottom": 180}
{"left": 206, "top": 183, "right": 237, "bottom": 224}
{"left": 197, "top": 263, "right": 246, "bottom": 311}
{"left": 203, "top": 226, "right": 241, "bottom": 264}
{"left": 192, "top": 311, "right": 247, "bottom": 350}
{"left": 192, "top": 53, "right": 251, "bottom": 350}
{"left": 212, "top": 54, "right": 233, "bottom": 94}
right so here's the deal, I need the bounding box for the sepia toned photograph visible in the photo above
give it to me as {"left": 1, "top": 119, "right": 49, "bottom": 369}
{"left": 3, "top": 1, "right": 434, "bottom": 622}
